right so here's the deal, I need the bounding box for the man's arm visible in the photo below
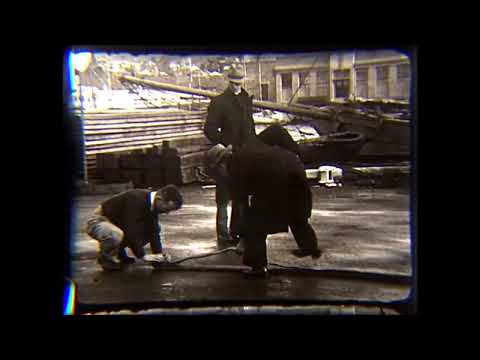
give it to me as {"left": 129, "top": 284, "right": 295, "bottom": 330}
{"left": 121, "top": 217, "right": 146, "bottom": 259}
{"left": 149, "top": 218, "right": 163, "bottom": 254}
{"left": 204, "top": 98, "right": 224, "bottom": 145}
{"left": 121, "top": 193, "right": 148, "bottom": 259}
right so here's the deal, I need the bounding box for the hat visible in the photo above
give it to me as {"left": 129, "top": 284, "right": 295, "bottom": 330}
{"left": 206, "top": 144, "right": 228, "bottom": 167}
{"left": 226, "top": 65, "right": 244, "bottom": 84}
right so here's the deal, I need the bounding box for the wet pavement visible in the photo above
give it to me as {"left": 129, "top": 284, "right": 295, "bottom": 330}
{"left": 69, "top": 183, "right": 414, "bottom": 315}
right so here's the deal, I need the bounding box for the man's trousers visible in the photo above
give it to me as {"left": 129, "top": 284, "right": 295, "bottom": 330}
{"left": 243, "top": 218, "right": 319, "bottom": 269}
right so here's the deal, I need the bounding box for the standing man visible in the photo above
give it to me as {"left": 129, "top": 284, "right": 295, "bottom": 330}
{"left": 204, "top": 64, "right": 256, "bottom": 249}
{"left": 86, "top": 184, "right": 183, "bottom": 271}
{"left": 206, "top": 134, "right": 322, "bottom": 278}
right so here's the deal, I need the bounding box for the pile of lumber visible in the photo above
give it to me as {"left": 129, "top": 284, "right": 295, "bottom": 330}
{"left": 74, "top": 108, "right": 211, "bottom": 183}
{"left": 94, "top": 136, "right": 212, "bottom": 186}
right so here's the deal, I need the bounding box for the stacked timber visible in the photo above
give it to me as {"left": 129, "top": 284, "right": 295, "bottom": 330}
{"left": 74, "top": 108, "right": 211, "bottom": 183}
{"left": 175, "top": 137, "right": 212, "bottom": 184}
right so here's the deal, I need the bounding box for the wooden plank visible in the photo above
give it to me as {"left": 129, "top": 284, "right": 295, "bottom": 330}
{"left": 85, "top": 129, "right": 203, "bottom": 146}
{"left": 84, "top": 114, "right": 206, "bottom": 123}
{"left": 179, "top": 151, "right": 207, "bottom": 168}
{"left": 85, "top": 134, "right": 206, "bottom": 155}
{"left": 180, "top": 165, "right": 204, "bottom": 184}
{"left": 84, "top": 123, "right": 204, "bottom": 135}
{"left": 177, "top": 144, "right": 211, "bottom": 156}
{"left": 85, "top": 126, "right": 203, "bottom": 140}
{"left": 84, "top": 118, "right": 205, "bottom": 127}
{"left": 78, "top": 109, "right": 206, "bottom": 120}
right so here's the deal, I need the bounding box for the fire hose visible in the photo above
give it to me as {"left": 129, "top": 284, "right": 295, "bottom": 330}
{"left": 148, "top": 247, "right": 411, "bottom": 284}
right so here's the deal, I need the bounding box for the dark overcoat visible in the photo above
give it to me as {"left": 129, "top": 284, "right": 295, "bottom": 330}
{"left": 100, "top": 189, "right": 161, "bottom": 258}
{"left": 230, "top": 136, "right": 312, "bottom": 235}
{"left": 203, "top": 87, "right": 256, "bottom": 149}
{"left": 257, "top": 124, "right": 301, "bottom": 156}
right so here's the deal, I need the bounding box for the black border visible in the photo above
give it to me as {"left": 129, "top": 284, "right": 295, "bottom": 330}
{"left": 53, "top": 41, "right": 421, "bottom": 319}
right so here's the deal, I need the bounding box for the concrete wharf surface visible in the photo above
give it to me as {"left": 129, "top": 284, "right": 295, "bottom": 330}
{"left": 70, "top": 183, "right": 414, "bottom": 315}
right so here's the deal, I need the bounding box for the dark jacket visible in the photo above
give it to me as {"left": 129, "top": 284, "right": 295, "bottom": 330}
{"left": 257, "top": 124, "right": 301, "bottom": 156}
{"left": 230, "top": 136, "right": 312, "bottom": 234}
{"left": 100, "top": 189, "right": 162, "bottom": 258}
{"left": 204, "top": 87, "right": 256, "bottom": 150}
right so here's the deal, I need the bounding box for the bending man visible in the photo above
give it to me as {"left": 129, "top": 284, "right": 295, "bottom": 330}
{"left": 206, "top": 131, "right": 321, "bottom": 278}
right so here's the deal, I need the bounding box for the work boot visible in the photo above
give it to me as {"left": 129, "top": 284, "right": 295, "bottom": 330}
{"left": 242, "top": 266, "right": 268, "bottom": 279}
{"left": 98, "top": 253, "right": 122, "bottom": 271}
{"left": 291, "top": 248, "right": 322, "bottom": 259}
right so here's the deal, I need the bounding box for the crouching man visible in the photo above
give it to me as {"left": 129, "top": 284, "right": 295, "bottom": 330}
{"left": 86, "top": 184, "right": 183, "bottom": 271}
{"left": 206, "top": 134, "right": 321, "bottom": 278}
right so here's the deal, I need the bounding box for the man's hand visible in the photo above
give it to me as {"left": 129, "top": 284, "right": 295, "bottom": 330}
{"left": 226, "top": 144, "right": 233, "bottom": 156}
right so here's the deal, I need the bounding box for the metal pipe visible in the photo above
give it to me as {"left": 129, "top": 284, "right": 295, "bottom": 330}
{"left": 118, "top": 75, "right": 333, "bottom": 120}
{"left": 118, "top": 75, "right": 407, "bottom": 126}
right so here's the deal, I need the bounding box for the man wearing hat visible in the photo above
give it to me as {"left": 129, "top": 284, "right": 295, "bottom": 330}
{"left": 204, "top": 65, "right": 256, "bottom": 249}
{"left": 205, "top": 135, "right": 321, "bottom": 278}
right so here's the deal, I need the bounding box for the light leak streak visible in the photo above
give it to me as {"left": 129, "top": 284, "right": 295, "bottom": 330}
{"left": 63, "top": 279, "right": 76, "bottom": 315}
{"left": 66, "top": 50, "right": 76, "bottom": 108}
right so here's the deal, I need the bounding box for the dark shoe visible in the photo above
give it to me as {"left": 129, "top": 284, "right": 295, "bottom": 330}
{"left": 118, "top": 254, "right": 135, "bottom": 265}
{"left": 229, "top": 234, "right": 242, "bottom": 246}
{"left": 242, "top": 266, "right": 268, "bottom": 278}
{"left": 217, "top": 242, "right": 230, "bottom": 250}
{"left": 291, "top": 248, "right": 322, "bottom": 259}
{"left": 221, "top": 234, "right": 238, "bottom": 244}
{"left": 217, "top": 238, "right": 235, "bottom": 250}
{"left": 234, "top": 237, "right": 245, "bottom": 254}
{"left": 98, "top": 253, "right": 122, "bottom": 271}
{"left": 118, "top": 248, "right": 135, "bottom": 265}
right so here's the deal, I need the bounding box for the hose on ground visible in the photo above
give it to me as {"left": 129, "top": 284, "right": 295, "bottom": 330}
{"left": 156, "top": 249, "right": 411, "bottom": 284}
{"left": 168, "top": 247, "right": 238, "bottom": 265}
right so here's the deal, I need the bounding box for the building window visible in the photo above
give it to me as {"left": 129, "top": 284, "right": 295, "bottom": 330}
{"left": 281, "top": 73, "right": 292, "bottom": 103}
{"left": 316, "top": 70, "right": 329, "bottom": 97}
{"left": 376, "top": 66, "right": 389, "bottom": 98}
{"left": 334, "top": 70, "right": 350, "bottom": 79}
{"left": 397, "top": 64, "right": 410, "bottom": 79}
{"left": 298, "top": 72, "right": 311, "bottom": 97}
{"left": 397, "top": 63, "right": 410, "bottom": 99}
{"left": 334, "top": 80, "right": 349, "bottom": 98}
{"left": 261, "top": 83, "right": 269, "bottom": 101}
{"left": 281, "top": 73, "right": 292, "bottom": 89}
{"left": 355, "top": 68, "right": 368, "bottom": 98}
{"left": 333, "top": 70, "right": 350, "bottom": 99}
